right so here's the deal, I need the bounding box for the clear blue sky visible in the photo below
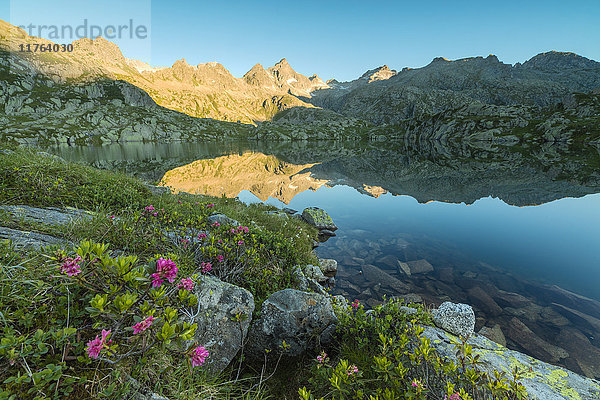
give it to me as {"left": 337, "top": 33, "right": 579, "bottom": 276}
{"left": 2, "top": 0, "right": 599, "bottom": 81}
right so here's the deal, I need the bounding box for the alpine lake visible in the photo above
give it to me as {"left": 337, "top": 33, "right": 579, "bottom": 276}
{"left": 46, "top": 139, "right": 600, "bottom": 380}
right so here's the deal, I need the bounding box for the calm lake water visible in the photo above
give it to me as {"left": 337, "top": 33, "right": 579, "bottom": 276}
{"left": 48, "top": 139, "right": 600, "bottom": 377}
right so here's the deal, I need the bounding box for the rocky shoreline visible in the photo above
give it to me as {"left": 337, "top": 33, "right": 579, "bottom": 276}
{"left": 2, "top": 199, "right": 599, "bottom": 399}
{"left": 320, "top": 228, "right": 600, "bottom": 382}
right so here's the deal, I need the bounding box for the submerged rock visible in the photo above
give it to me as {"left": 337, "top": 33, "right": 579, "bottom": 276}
{"left": 189, "top": 276, "right": 254, "bottom": 373}
{"left": 479, "top": 324, "right": 507, "bottom": 347}
{"left": 246, "top": 289, "right": 337, "bottom": 359}
{"left": 506, "top": 317, "right": 569, "bottom": 363}
{"left": 361, "top": 264, "right": 410, "bottom": 293}
{"left": 301, "top": 207, "right": 337, "bottom": 231}
{"left": 433, "top": 301, "right": 475, "bottom": 338}
{"left": 468, "top": 286, "right": 503, "bottom": 316}
{"left": 406, "top": 259, "right": 434, "bottom": 274}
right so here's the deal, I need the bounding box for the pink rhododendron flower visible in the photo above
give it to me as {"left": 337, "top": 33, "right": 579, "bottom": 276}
{"left": 180, "top": 238, "right": 190, "bottom": 249}
{"left": 348, "top": 365, "right": 359, "bottom": 376}
{"left": 217, "top": 255, "right": 224, "bottom": 263}
{"left": 152, "top": 212, "right": 158, "bottom": 217}
{"left": 109, "top": 215, "right": 115, "bottom": 220}
{"left": 151, "top": 273, "right": 164, "bottom": 288}
{"left": 445, "top": 394, "right": 460, "bottom": 400}
{"left": 190, "top": 346, "right": 209, "bottom": 366}
{"left": 132, "top": 316, "right": 155, "bottom": 335}
{"left": 60, "top": 256, "right": 83, "bottom": 277}
{"left": 351, "top": 299, "right": 360, "bottom": 309}
{"left": 200, "top": 262, "right": 212, "bottom": 273}
{"left": 237, "top": 240, "right": 244, "bottom": 245}
{"left": 197, "top": 232, "right": 207, "bottom": 240}
{"left": 316, "top": 351, "right": 327, "bottom": 363}
{"left": 206, "top": 203, "right": 215, "bottom": 208}
{"left": 151, "top": 258, "right": 178, "bottom": 287}
{"left": 145, "top": 205, "right": 155, "bottom": 212}
{"left": 411, "top": 379, "right": 425, "bottom": 390}
{"left": 178, "top": 278, "right": 194, "bottom": 291}
{"left": 211, "top": 222, "right": 220, "bottom": 228}
{"left": 86, "top": 329, "right": 112, "bottom": 359}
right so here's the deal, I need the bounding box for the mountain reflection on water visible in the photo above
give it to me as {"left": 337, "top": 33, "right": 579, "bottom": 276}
{"left": 50, "top": 140, "right": 600, "bottom": 379}
{"left": 158, "top": 140, "right": 600, "bottom": 207}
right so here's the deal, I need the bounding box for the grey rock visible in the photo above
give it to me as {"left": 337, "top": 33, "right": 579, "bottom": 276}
{"left": 304, "top": 264, "right": 327, "bottom": 283}
{"left": 0, "top": 205, "right": 94, "bottom": 227}
{"left": 206, "top": 213, "right": 240, "bottom": 227}
{"left": 189, "top": 276, "right": 254, "bottom": 373}
{"left": 318, "top": 258, "right": 338, "bottom": 277}
{"left": 400, "top": 306, "right": 419, "bottom": 315}
{"left": 282, "top": 207, "right": 298, "bottom": 215}
{"left": 317, "top": 229, "right": 336, "bottom": 242}
{"left": 36, "top": 151, "right": 65, "bottom": 162}
{"left": 246, "top": 289, "right": 337, "bottom": 359}
{"left": 331, "top": 295, "right": 349, "bottom": 307}
{"left": 292, "top": 265, "right": 311, "bottom": 292}
{"left": 265, "top": 210, "right": 288, "bottom": 218}
{"left": 0, "top": 227, "right": 70, "bottom": 250}
{"left": 301, "top": 207, "right": 337, "bottom": 231}
{"left": 145, "top": 184, "right": 170, "bottom": 195}
{"left": 423, "top": 325, "right": 600, "bottom": 400}
{"left": 433, "top": 301, "right": 475, "bottom": 338}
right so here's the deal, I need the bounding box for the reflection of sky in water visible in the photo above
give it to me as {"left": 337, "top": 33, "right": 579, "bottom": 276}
{"left": 239, "top": 186, "right": 600, "bottom": 300}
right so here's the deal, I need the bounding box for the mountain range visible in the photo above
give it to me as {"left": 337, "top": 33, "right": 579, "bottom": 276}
{"left": 1, "top": 18, "right": 599, "bottom": 145}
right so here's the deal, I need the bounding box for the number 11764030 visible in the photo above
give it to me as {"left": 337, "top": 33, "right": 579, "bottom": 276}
{"left": 19, "top": 43, "right": 74, "bottom": 52}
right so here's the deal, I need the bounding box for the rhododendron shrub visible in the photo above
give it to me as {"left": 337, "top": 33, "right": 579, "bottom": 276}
{"left": 299, "top": 299, "right": 528, "bottom": 400}
{"left": 0, "top": 239, "right": 208, "bottom": 398}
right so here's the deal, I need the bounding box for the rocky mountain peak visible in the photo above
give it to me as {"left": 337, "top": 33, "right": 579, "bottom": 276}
{"left": 521, "top": 51, "right": 599, "bottom": 70}
{"left": 243, "top": 63, "right": 275, "bottom": 87}
{"left": 247, "top": 63, "right": 265, "bottom": 72}
{"left": 431, "top": 57, "right": 451, "bottom": 63}
{"left": 172, "top": 58, "right": 190, "bottom": 68}
{"left": 73, "top": 36, "right": 125, "bottom": 62}
{"left": 359, "top": 65, "right": 398, "bottom": 83}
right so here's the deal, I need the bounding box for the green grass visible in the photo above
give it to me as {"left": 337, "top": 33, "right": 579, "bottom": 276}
{"left": 0, "top": 147, "right": 152, "bottom": 209}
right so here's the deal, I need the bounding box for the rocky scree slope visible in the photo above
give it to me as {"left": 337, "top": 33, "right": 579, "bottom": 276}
{"left": 0, "top": 19, "right": 327, "bottom": 124}
{"left": 310, "top": 53, "right": 600, "bottom": 125}
{"left": 0, "top": 50, "right": 252, "bottom": 144}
